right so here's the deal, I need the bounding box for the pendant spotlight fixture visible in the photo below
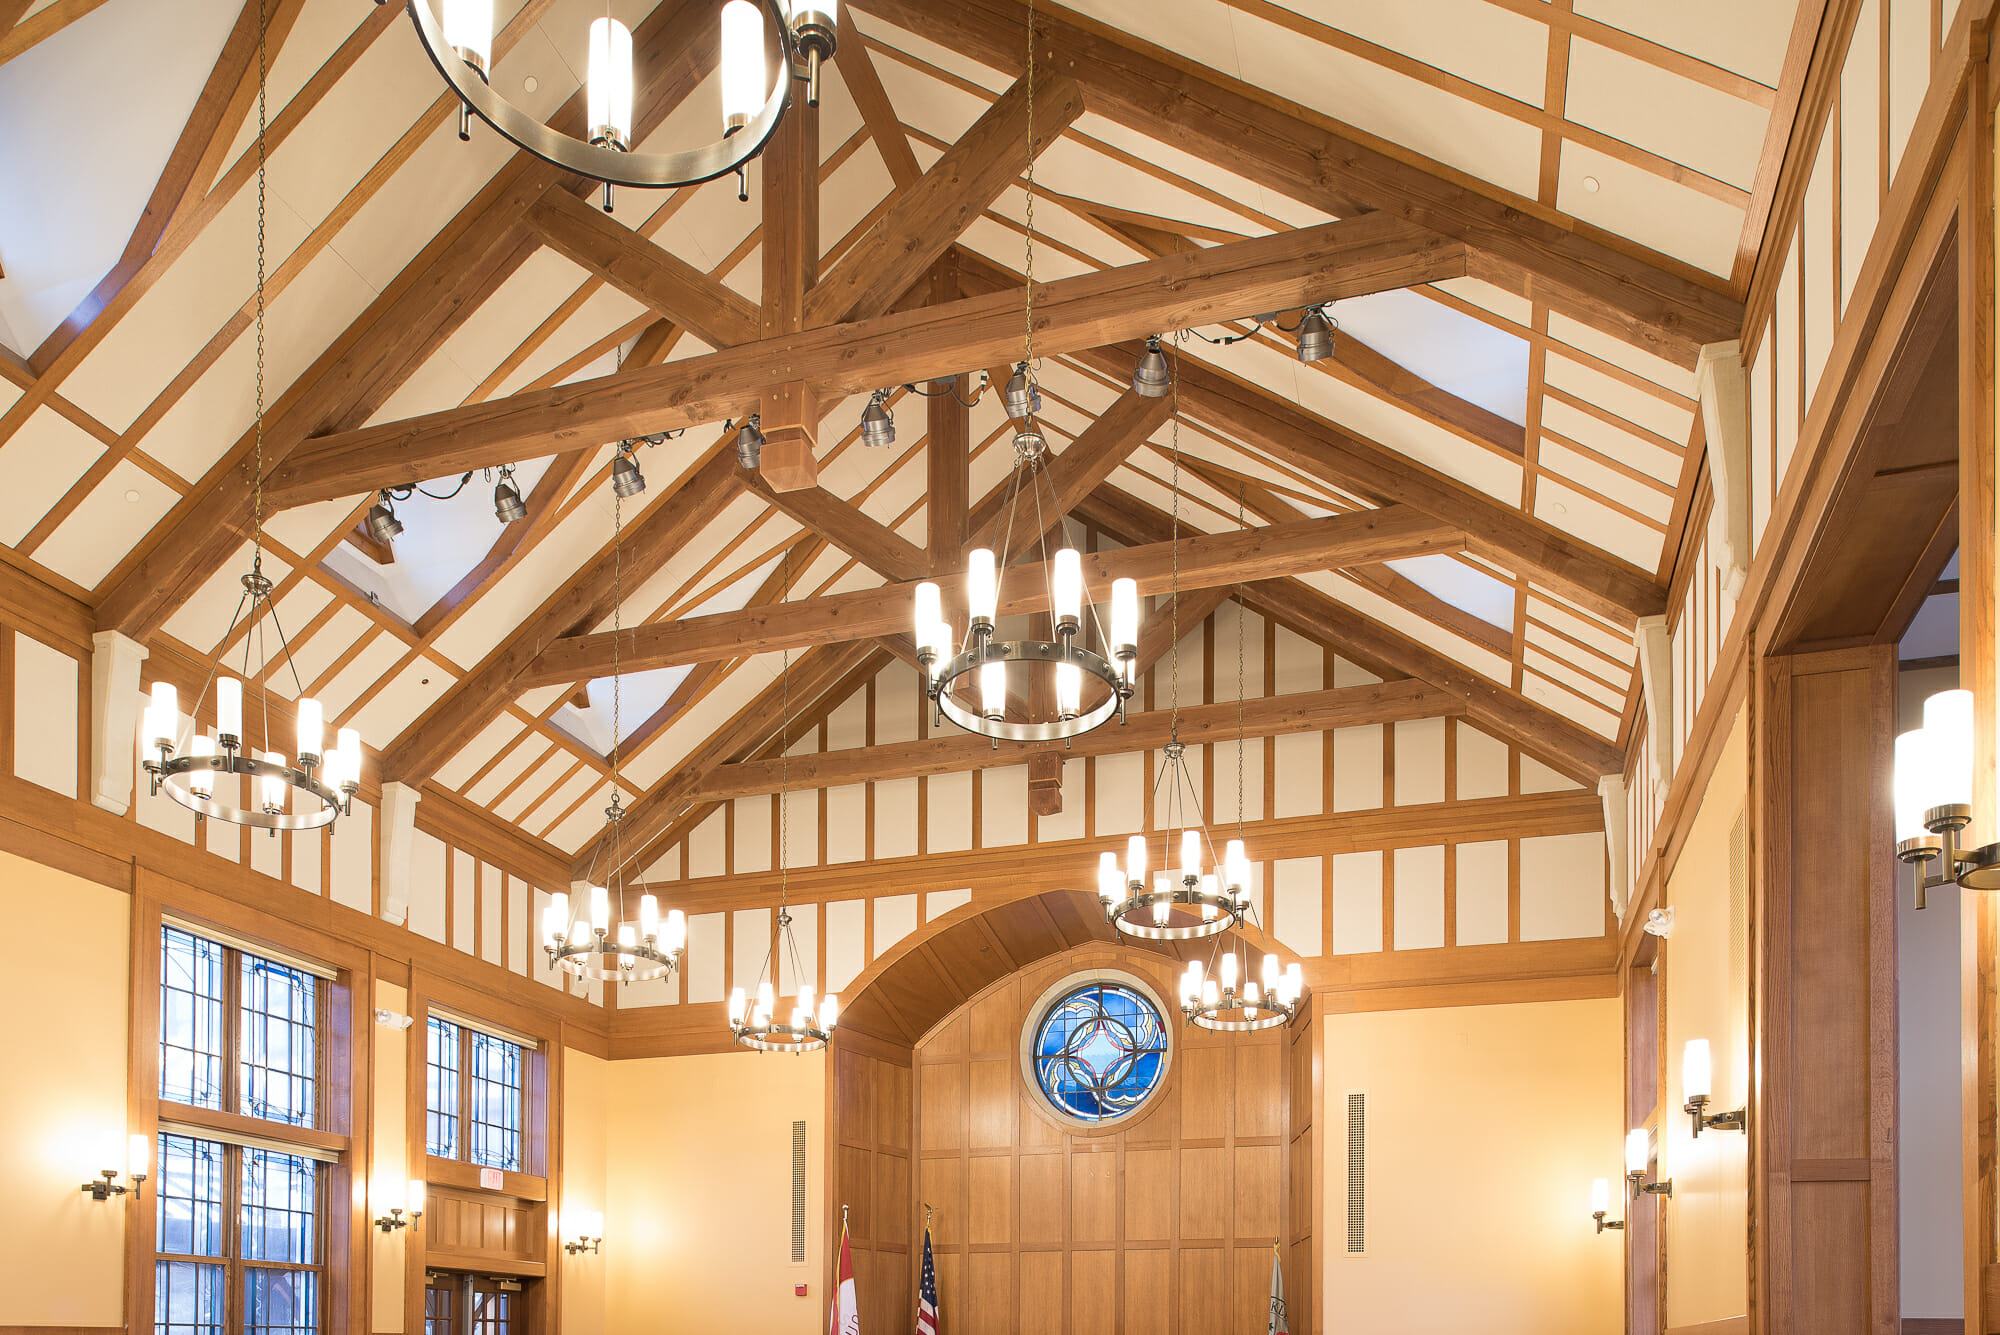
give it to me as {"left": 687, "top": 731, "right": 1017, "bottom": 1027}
{"left": 610, "top": 443, "right": 646, "bottom": 499}
{"left": 729, "top": 557, "right": 839, "bottom": 1052}
{"left": 388, "top": 0, "right": 835, "bottom": 210}
{"left": 140, "top": 0, "right": 361, "bottom": 836}
{"left": 859, "top": 389, "right": 896, "bottom": 447}
{"left": 734, "top": 415, "right": 765, "bottom": 469}
{"left": 492, "top": 465, "right": 528, "bottom": 524}
{"left": 911, "top": 6, "right": 1136, "bottom": 744}
{"left": 1176, "top": 484, "right": 1302, "bottom": 1028}
{"left": 1293, "top": 305, "right": 1335, "bottom": 363}
{"left": 366, "top": 491, "right": 404, "bottom": 545}
{"left": 542, "top": 458, "right": 684, "bottom": 985}
{"left": 1130, "top": 336, "right": 1172, "bottom": 398}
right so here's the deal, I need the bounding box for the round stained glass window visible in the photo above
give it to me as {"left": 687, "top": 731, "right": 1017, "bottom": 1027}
{"left": 1028, "top": 979, "right": 1170, "bottom": 1124}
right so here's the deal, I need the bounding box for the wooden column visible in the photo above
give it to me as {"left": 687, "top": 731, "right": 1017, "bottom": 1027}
{"left": 758, "top": 94, "right": 821, "bottom": 490}
{"left": 1753, "top": 646, "right": 1899, "bottom": 1335}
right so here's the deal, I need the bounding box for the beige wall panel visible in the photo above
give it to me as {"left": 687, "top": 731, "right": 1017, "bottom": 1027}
{"left": 688, "top": 806, "right": 727, "bottom": 878}
{"left": 1519, "top": 834, "right": 1607, "bottom": 941}
{"left": 407, "top": 829, "right": 447, "bottom": 943}
{"left": 1392, "top": 845, "right": 1446, "bottom": 950}
{"left": 13, "top": 633, "right": 78, "bottom": 798}
{"left": 688, "top": 911, "right": 725, "bottom": 1003}
{"left": 875, "top": 777, "right": 919, "bottom": 859}
{"left": 1393, "top": 717, "right": 1447, "bottom": 806}
{"left": 1455, "top": 724, "right": 1510, "bottom": 800}
{"left": 827, "top": 783, "right": 867, "bottom": 863}
{"left": 1330, "top": 850, "right": 1384, "bottom": 955}
{"left": 927, "top": 771, "right": 973, "bottom": 854}
{"left": 1332, "top": 724, "right": 1385, "bottom": 811}
{"left": 980, "top": 765, "right": 1028, "bottom": 847}
{"left": 562, "top": 1048, "right": 608, "bottom": 1335}
{"left": 1776, "top": 239, "right": 1802, "bottom": 476}
{"left": 1273, "top": 731, "right": 1324, "bottom": 818}
{"left": 1094, "top": 751, "right": 1144, "bottom": 835}
{"left": 874, "top": 893, "right": 918, "bottom": 956}
{"left": 1456, "top": 839, "right": 1511, "bottom": 946}
{"left": 734, "top": 793, "right": 773, "bottom": 873}
{"left": 1840, "top": 0, "right": 1883, "bottom": 313}
{"left": 329, "top": 796, "right": 372, "bottom": 913}
{"left": 1273, "top": 624, "right": 1324, "bottom": 695}
{"left": 825, "top": 898, "right": 866, "bottom": 993}
{"left": 1273, "top": 855, "right": 1325, "bottom": 958}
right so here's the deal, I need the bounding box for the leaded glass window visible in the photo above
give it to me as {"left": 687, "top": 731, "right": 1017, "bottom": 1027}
{"left": 153, "top": 1134, "right": 320, "bottom": 1335}
{"left": 240, "top": 956, "right": 317, "bottom": 1127}
{"left": 161, "top": 928, "right": 226, "bottom": 1110}
{"left": 1030, "top": 981, "right": 1170, "bottom": 1123}
{"left": 427, "top": 1016, "right": 525, "bottom": 1174}
{"left": 426, "top": 1016, "right": 460, "bottom": 1160}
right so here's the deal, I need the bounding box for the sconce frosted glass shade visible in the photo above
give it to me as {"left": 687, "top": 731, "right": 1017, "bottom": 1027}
{"left": 1590, "top": 1177, "right": 1610, "bottom": 1216}
{"left": 1924, "top": 689, "right": 1975, "bottom": 809}
{"left": 1682, "top": 1038, "right": 1712, "bottom": 1101}
{"left": 1624, "top": 1128, "right": 1649, "bottom": 1176}
{"left": 1894, "top": 729, "right": 1937, "bottom": 842}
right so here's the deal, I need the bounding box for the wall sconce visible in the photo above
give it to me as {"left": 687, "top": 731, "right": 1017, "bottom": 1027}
{"left": 1681, "top": 1040, "right": 1746, "bottom": 1138}
{"left": 564, "top": 1211, "right": 604, "bottom": 1255}
{"left": 1896, "top": 689, "right": 2000, "bottom": 907}
{"left": 376, "top": 1178, "right": 426, "bottom": 1233}
{"left": 83, "top": 1134, "right": 151, "bottom": 1202}
{"left": 1625, "top": 1128, "right": 1672, "bottom": 1199}
{"left": 1589, "top": 1178, "right": 1624, "bottom": 1234}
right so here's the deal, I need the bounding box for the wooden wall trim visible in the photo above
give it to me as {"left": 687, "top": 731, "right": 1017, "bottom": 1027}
{"left": 1665, "top": 1319, "right": 1751, "bottom": 1335}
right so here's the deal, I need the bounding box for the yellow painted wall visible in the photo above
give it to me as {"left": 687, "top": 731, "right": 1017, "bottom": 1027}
{"left": 1663, "top": 710, "right": 1750, "bottom": 1326}
{"left": 372, "top": 980, "right": 411, "bottom": 1333}
{"left": 0, "top": 850, "right": 131, "bottom": 1326}
{"left": 561, "top": 1047, "right": 609, "bottom": 1335}
{"left": 599, "top": 1050, "right": 826, "bottom": 1335}
{"left": 1323, "top": 998, "right": 1623, "bottom": 1334}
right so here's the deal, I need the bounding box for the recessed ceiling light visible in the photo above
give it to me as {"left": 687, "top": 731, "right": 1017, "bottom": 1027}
{"left": 124, "top": 489, "right": 141, "bottom": 502}
{"left": 1581, "top": 176, "right": 1601, "bottom": 194}
{"left": 1549, "top": 500, "right": 1569, "bottom": 515}
{"left": 523, "top": 74, "right": 539, "bottom": 93}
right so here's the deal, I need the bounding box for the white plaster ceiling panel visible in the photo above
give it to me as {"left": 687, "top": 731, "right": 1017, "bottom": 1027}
{"left": 1539, "top": 399, "right": 1683, "bottom": 487}
{"left": 1278, "top": 0, "right": 1551, "bottom": 105}
{"left": 1542, "top": 354, "right": 1696, "bottom": 447}
{"left": 623, "top": 655, "right": 772, "bottom": 786}
{"left": 554, "top": 663, "right": 696, "bottom": 754}
{"left": 1024, "top": 136, "right": 1277, "bottom": 242}
{"left": 0, "top": 0, "right": 238, "bottom": 355}
{"left": 985, "top": 184, "right": 1167, "bottom": 276}
{"left": 345, "top": 654, "right": 457, "bottom": 745}
{"left": 430, "top": 486, "right": 619, "bottom": 667}
{"left": 434, "top": 715, "right": 524, "bottom": 791}
{"left": 60, "top": 185, "right": 314, "bottom": 433}
{"left": 1306, "top": 570, "right": 1512, "bottom": 685}
{"left": 517, "top": 684, "right": 570, "bottom": 718}
{"left": 543, "top": 781, "right": 615, "bottom": 853}
{"left": 1522, "top": 668, "right": 1621, "bottom": 738}
{"left": 427, "top": 249, "right": 593, "bottom": 395}
{"left": 464, "top": 731, "right": 554, "bottom": 807}
{"left": 1563, "top": 39, "right": 1771, "bottom": 191}
{"left": 1533, "top": 478, "right": 1661, "bottom": 570}
{"left": 847, "top": 9, "right": 1012, "bottom": 94}
{"left": 0, "top": 406, "right": 105, "bottom": 546}
{"left": 1523, "top": 642, "right": 1626, "bottom": 714}
{"left": 32, "top": 457, "right": 180, "bottom": 593}
{"left": 269, "top": 580, "right": 336, "bottom": 649}
{"left": 326, "top": 123, "right": 516, "bottom": 295}
{"left": 821, "top": 144, "right": 898, "bottom": 262}
{"left": 361, "top": 344, "right": 482, "bottom": 430}
{"left": 854, "top": 448, "right": 929, "bottom": 531}
{"left": 492, "top": 286, "right": 648, "bottom": 400}
{"left": 959, "top": 217, "right": 1093, "bottom": 283}
{"left": 663, "top": 174, "right": 763, "bottom": 288}
{"left": 1425, "top": 277, "right": 1535, "bottom": 330}
{"left": 315, "top": 629, "right": 410, "bottom": 722}
{"left": 1555, "top": 139, "right": 1745, "bottom": 278}
{"left": 1228, "top": 9, "right": 1544, "bottom": 201}
{"left": 1573, "top": 0, "right": 1794, "bottom": 88}
{"left": 1070, "top": 113, "right": 1335, "bottom": 232}
{"left": 1527, "top": 590, "right": 1635, "bottom": 665}
{"left": 863, "top": 42, "right": 996, "bottom": 147}
{"left": 1059, "top": 0, "right": 1243, "bottom": 78}
{"left": 495, "top": 749, "right": 576, "bottom": 823}
{"left": 257, "top": 599, "right": 368, "bottom": 699}
{"left": 218, "top": 0, "right": 427, "bottom": 168}
{"left": 1290, "top": 357, "right": 1527, "bottom": 506}
{"left": 525, "top": 765, "right": 603, "bottom": 838}
{"left": 1524, "top": 620, "right": 1629, "bottom": 684}
{"left": 618, "top": 494, "right": 779, "bottom": 625}
{"left": 1544, "top": 311, "right": 1698, "bottom": 398}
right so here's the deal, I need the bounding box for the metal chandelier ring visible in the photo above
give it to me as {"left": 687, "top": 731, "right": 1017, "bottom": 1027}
{"left": 929, "top": 640, "right": 1131, "bottom": 743}
{"left": 396, "top": 0, "right": 797, "bottom": 190}
{"left": 547, "top": 943, "right": 678, "bottom": 983}
{"left": 1104, "top": 887, "right": 1245, "bottom": 941}
{"left": 734, "top": 1021, "right": 830, "bottom": 1053}
{"left": 153, "top": 755, "right": 348, "bottom": 832}
{"left": 1183, "top": 998, "right": 1297, "bottom": 1032}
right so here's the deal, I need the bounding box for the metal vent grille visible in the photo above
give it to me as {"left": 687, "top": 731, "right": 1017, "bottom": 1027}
{"left": 791, "top": 1120, "right": 808, "bottom": 1264}
{"left": 1344, "top": 1091, "right": 1367, "bottom": 1255}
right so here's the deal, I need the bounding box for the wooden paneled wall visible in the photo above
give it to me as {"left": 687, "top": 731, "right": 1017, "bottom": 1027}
{"left": 906, "top": 943, "right": 1290, "bottom": 1335}
{"left": 830, "top": 1037, "right": 915, "bottom": 1331}
{"left": 1754, "top": 647, "right": 1898, "bottom": 1332}
{"left": 1285, "top": 998, "right": 1321, "bottom": 1335}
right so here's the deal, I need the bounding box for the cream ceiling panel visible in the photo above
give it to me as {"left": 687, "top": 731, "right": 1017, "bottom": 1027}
{"left": 428, "top": 248, "right": 592, "bottom": 397}
{"left": 315, "top": 629, "right": 409, "bottom": 722}
{"left": 1426, "top": 277, "right": 1536, "bottom": 330}
{"left": 1542, "top": 355, "right": 1695, "bottom": 448}
{"left": 543, "top": 781, "right": 614, "bottom": 855}
{"left": 430, "top": 485, "right": 615, "bottom": 668}
{"left": 0, "top": 406, "right": 104, "bottom": 546}
{"left": 1527, "top": 590, "right": 1635, "bottom": 664}
{"left": 1521, "top": 669, "right": 1622, "bottom": 739}
{"left": 1555, "top": 139, "right": 1744, "bottom": 277}
{"left": 464, "top": 731, "right": 553, "bottom": 808}
{"left": 491, "top": 287, "right": 646, "bottom": 400}
{"left": 326, "top": 123, "right": 515, "bottom": 294}
{"left": 847, "top": 8, "right": 1012, "bottom": 94}
{"left": 1564, "top": 39, "right": 1770, "bottom": 190}
{"left": 345, "top": 654, "right": 457, "bottom": 747}
{"left": 1573, "top": 0, "right": 1794, "bottom": 87}
{"left": 1533, "top": 478, "right": 1661, "bottom": 570}
{"left": 1539, "top": 400, "right": 1682, "bottom": 486}
{"left": 821, "top": 144, "right": 898, "bottom": 264}
{"left": 1071, "top": 114, "right": 1334, "bottom": 232}
{"left": 1544, "top": 312, "right": 1697, "bottom": 398}
{"left": 525, "top": 765, "right": 603, "bottom": 839}
{"left": 434, "top": 715, "right": 524, "bottom": 791}
{"left": 494, "top": 749, "right": 575, "bottom": 823}
{"left": 1280, "top": 0, "right": 1550, "bottom": 105}
{"left": 1304, "top": 571, "right": 1513, "bottom": 686}
{"left": 1523, "top": 643, "right": 1626, "bottom": 714}
{"left": 33, "top": 457, "right": 179, "bottom": 593}
{"left": 254, "top": 598, "right": 366, "bottom": 699}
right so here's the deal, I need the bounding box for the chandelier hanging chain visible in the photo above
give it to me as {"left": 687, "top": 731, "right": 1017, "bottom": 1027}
{"left": 1169, "top": 328, "right": 1182, "bottom": 740}
{"left": 1237, "top": 484, "right": 1246, "bottom": 846}
{"left": 1022, "top": 0, "right": 1036, "bottom": 394}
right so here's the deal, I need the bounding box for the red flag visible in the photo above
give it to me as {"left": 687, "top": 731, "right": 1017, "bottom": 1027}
{"left": 830, "top": 1215, "right": 860, "bottom": 1335}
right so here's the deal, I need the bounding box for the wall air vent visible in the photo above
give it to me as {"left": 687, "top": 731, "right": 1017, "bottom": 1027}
{"left": 1345, "top": 1091, "right": 1367, "bottom": 1255}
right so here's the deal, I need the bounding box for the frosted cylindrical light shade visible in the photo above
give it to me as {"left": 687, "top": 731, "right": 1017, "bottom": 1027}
{"left": 589, "top": 884, "right": 610, "bottom": 933}
{"left": 980, "top": 661, "right": 1007, "bottom": 719}
{"left": 757, "top": 980, "right": 776, "bottom": 1017}
{"left": 129, "top": 1132, "right": 151, "bottom": 1177}
{"left": 336, "top": 728, "right": 361, "bottom": 786}
{"left": 1180, "top": 828, "right": 1201, "bottom": 879}
{"left": 1261, "top": 953, "right": 1279, "bottom": 989}
{"left": 967, "top": 549, "right": 997, "bottom": 624}
{"left": 216, "top": 677, "right": 242, "bottom": 742}
{"left": 1682, "top": 1038, "right": 1712, "bottom": 1101}
{"left": 1243, "top": 980, "right": 1260, "bottom": 1007}
{"left": 1285, "top": 962, "right": 1302, "bottom": 1001}
{"left": 931, "top": 622, "right": 956, "bottom": 666}
{"left": 728, "top": 987, "right": 747, "bottom": 1023}
{"left": 1624, "top": 1129, "right": 1649, "bottom": 1175}
{"left": 259, "top": 753, "right": 288, "bottom": 811}
{"left": 1220, "top": 952, "right": 1238, "bottom": 990}
{"left": 1199, "top": 876, "right": 1218, "bottom": 919}
{"left": 914, "top": 582, "right": 942, "bottom": 643}
{"left": 1052, "top": 548, "right": 1082, "bottom": 626}
{"left": 664, "top": 909, "right": 687, "bottom": 952}
{"left": 587, "top": 1210, "right": 603, "bottom": 1239}
{"left": 189, "top": 735, "right": 216, "bottom": 797}
{"left": 1097, "top": 852, "right": 1122, "bottom": 903}
{"left": 149, "top": 683, "right": 177, "bottom": 748}
{"left": 409, "top": 1178, "right": 426, "bottom": 1217}
{"left": 639, "top": 894, "right": 659, "bottom": 941}
{"left": 791, "top": 1004, "right": 809, "bottom": 1030}
{"left": 1591, "top": 1178, "right": 1611, "bottom": 1216}
{"left": 819, "top": 995, "right": 839, "bottom": 1030}
{"left": 1924, "top": 689, "right": 1976, "bottom": 809}
{"left": 616, "top": 923, "right": 636, "bottom": 950}
{"left": 1056, "top": 662, "right": 1081, "bottom": 718}
{"left": 1109, "top": 578, "right": 1139, "bottom": 654}
{"left": 1201, "top": 979, "right": 1219, "bottom": 1007}
{"left": 442, "top": 0, "right": 493, "bottom": 67}
{"left": 719, "top": 0, "right": 765, "bottom": 131}
{"left": 541, "top": 904, "right": 562, "bottom": 948}
{"left": 295, "top": 697, "right": 323, "bottom": 761}
{"left": 1152, "top": 897, "right": 1170, "bottom": 926}
{"left": 587, "top": 18, "right": 635, "bottom": 148}
{"left": 1126, "top": 834, "right": 1147, "bottom": 885}
{"left": 143, "top": 705, "right": 170, "bottom": 752}
{"left": 1894, "top": 729, "right": 1936, "bottom": 842}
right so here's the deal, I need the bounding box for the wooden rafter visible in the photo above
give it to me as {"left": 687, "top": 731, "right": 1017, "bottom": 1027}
{"left": 267, "top": 214, "right": 1468, "bottom": 507}
{"left": 836, "top": 3, "right": 920, "bottom": 189}
{"left": 517, "top": 507, "right": 1464, "bottom": 687}
{"left": 852, "top": 0, "right": 1743, "bottom": 367}
{"left": 0, "top": 0, "right": 112, "bottom": 66}
{"left": 738, "top": 474, "right": 930, "bottom": 582}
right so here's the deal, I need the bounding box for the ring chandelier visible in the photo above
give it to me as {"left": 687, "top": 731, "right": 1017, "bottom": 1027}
{"left": 386, "top": 0, "right": 836, "bottom": 210}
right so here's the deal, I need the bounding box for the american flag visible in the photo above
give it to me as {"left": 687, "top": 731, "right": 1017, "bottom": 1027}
{"left": 915, "top": 1222, "right": 940, "bottom": 1335}
{"left": 830, "top": 1216, "right": 860, "bottom": 1335}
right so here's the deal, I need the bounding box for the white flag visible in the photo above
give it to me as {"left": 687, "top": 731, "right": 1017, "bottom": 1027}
{"left": 1268, "top": 1246, "right": 1289, "bottom": 1335}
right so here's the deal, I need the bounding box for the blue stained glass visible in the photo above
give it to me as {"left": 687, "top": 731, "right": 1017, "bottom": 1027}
{"left": 1032, "top": 983, "right": 1169, "bottom": 1122}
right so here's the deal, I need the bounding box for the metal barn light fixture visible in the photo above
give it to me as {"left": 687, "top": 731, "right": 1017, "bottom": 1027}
{"left": 1895, "top": 688, "right": 2000, "bottom": 904}
{"left": 388, "top": 0, "right": 835, "bottom": 211}
{"left": 493, "top": 466, "right": 528, "bottom": 524}
{"left": 542, "top": 465, "right": 684, "bottom": 985}
{"left": 729, "top": 599, "right": 839, "bottom": 1051}
{"left": 911, "top": 10, "right": 1137, "bottom": 744}
{"left": 141, "top": 8, "right": 360, "bottom": 835}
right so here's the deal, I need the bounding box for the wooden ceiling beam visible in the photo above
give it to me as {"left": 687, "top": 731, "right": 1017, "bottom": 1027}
{"left": 518, "top": 507, "right": 1463, "bottom": 686}
{"left": 380, "top": 440, "right": 743, "bottom": 785}
{"left": 804, "top": 72, "right": 1084, "bottom": 326}
{"left": 835, "top": 4, "right": 920, "bottom": 189}
{"left": 521, "top": 185, "right": 761, "bottom": 350}
{"left": 927, "top": 370, "right": 971, "bottom": 568}
{"left": 966, "top": 385, "right": 1174, "bottom": 556}
{"left": 266, "top": 213, "right": 1467, "bottom": 508}
{"left": 756, "top": 88, "right": 822, "bottom": 490}
{"left": 93, "top": 0, "right": 725, "bottom": 641}
{"left": 1072, "top": 488, "right": 1622, "bottom": 779}
{"left": 852, "top": 0, "right": 1741, "bottom": 366}
{"left": 0, "top": 0, "right": 111, "bottom": 66}
{"left": 739, "top": 473, "right": 931, "bottom": 582}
